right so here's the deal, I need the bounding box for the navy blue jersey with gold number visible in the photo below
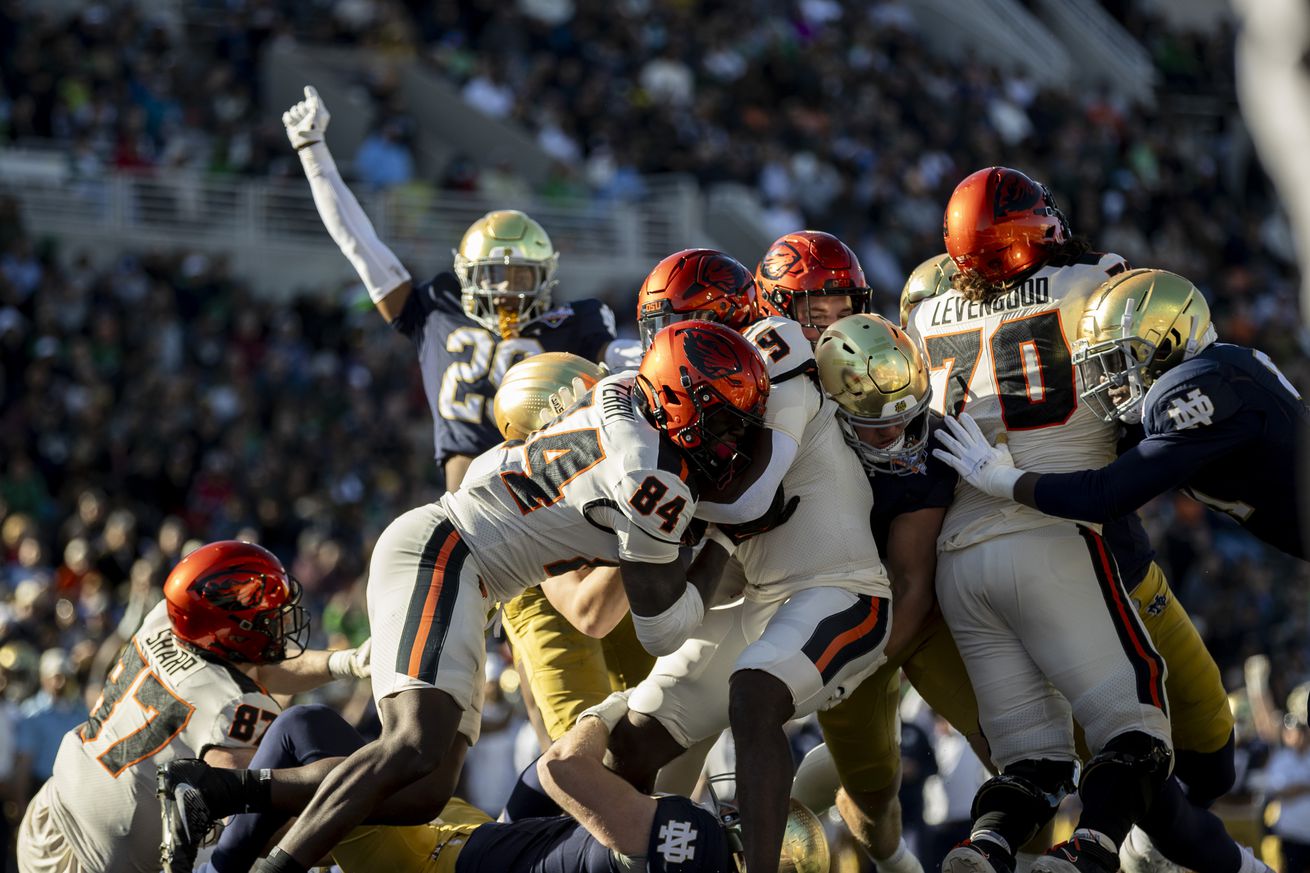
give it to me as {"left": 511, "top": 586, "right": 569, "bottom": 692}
{"left": 391, "top": 272, "right": 617, "bottom": 466}
{"left": 1032, "top": 343, "right": 1310, "bottom": 559}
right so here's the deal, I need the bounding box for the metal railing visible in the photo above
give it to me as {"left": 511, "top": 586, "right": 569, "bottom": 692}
{"left": 0, "top": 159, "right": 703, "bottom": 298}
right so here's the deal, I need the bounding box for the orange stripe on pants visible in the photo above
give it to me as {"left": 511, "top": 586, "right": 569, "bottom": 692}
{"left": 814, "top": 599, "right": 881, "bottom": 675}
{"left": 406, "top": 529, "right": 462, "bottom": 679}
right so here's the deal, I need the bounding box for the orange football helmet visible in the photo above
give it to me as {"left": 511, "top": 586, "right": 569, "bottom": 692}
{"left": 943, "top": 167, "right": 1070, "bottom": 284}
{"left": 637, "top": 249, "right": 761, "bottom": 349}
{"left": 754, "top": 231, "right": 871, "bottom": 330}
{"left": 164, "top": 541, "right": 308, "bottom": 664}
{"left": 637, "top": 322, "right": 770, "bottom": 488}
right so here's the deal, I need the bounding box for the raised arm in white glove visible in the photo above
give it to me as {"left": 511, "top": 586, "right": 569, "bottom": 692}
{"left": 932, "top": 412, "right": 1025, "bottom": 499}
{"left": 282, "top": 86, "right": 411, "bottom": 305}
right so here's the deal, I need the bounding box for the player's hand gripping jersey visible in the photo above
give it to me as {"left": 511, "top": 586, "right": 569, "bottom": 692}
{"left": 392, "top": 272, "right": 619, "bottom": 464}
{"left": 42, "top": 602, "right": 279, "bottom": 873}
{"left": 905, "top": 250, "right": 1130, "bottom": 550}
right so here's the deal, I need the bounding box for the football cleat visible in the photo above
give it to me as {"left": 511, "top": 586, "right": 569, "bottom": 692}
{"left": 1119, "top": 826, "right": 1181, "bottom": 873}
{"left": 158, "top": 760, "right": 217, "bottom": 873}
{"left": 1032, "top": 829, "right": 1119, "bottom": 873}
{"left": 943, "top": 836, "right": 1017, "bottom": 873}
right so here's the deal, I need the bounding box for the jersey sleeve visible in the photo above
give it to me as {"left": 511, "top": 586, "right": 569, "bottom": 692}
{"left": 1141, "top": 359, "right": 1244, "bottom": 436}
{"left": 205, "top": 691, "right": 282, "bottom": 753}
{"left": 389, "top": 272, "right": 460, "bottom": 341}
{"left": 613, "top": 469, "right": 694, "bottom": 563}
{"left": 743, "top": 317, "right": 816, "bottom": 384}
{"left": 602, "top": 337, "right": 644, "bottom": 373}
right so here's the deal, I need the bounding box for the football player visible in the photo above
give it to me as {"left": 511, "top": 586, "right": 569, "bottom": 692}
{"left": 800, "top": 312, "right": 980, "bottom": 873}
{"left": 158, "top": 323, "right": 768, "bottom": 873}
{"left": 281, "top": 85, "right": 649, "bottom": 758}
{"left": 168, "top": 696, "right": 826, "bottom": 873}
{"left": 912, "top": 169, "right": 1270, "bottom": 873}
{"left": 613, "top": 243, "right": 893, "bottom": 873}
{"left": 752, "top": 230, "right": 872, "bottom": 343}
{"left": 904, "top": 166, "right": 1173, "bottom": 873}
{"left": 933, "top": 267, "right": 1309, "bottom": 560}
{"left": 16, "top": 541, "right": 369, "bottom": 873}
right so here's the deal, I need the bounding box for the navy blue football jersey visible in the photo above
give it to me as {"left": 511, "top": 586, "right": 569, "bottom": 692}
{"left": 457, "top": 797, "right": 731, "bottom": 873}
{"left": 867, "top": 417, "right": 958, "bottom": 556}
{"left": 1032, "top": 343, "right": 1310, "bottom": 559}
{"left": 392, "top": 272, "right": 617, "bottom": 465}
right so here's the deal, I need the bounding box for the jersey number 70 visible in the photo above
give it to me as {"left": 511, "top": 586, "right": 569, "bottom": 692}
{"left": 924, "top": 311, "right": 1077, "bottom": 430}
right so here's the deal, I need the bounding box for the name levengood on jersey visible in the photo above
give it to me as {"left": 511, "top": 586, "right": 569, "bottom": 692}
{"left": 907, "top": 252, "right": 1129, "bottom": 550}
{"left": 46, "top": 602, "right": 279, "bottom": 873}
{"left": 391, "top": 272, "right": 618, "bottom": 464}
{"left": 441, "top": 373, "right": 697, "bottom": 601}
{"left": 1141, "top": 343, "right": 1309, "bottom": 557}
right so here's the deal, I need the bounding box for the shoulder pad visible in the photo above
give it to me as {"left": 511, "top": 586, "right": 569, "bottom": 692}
{"left": 1143, "top": 357, "right": 1242, "bottom": 434}
{"left": 742, "top": 316, "right": 815, "bottom": 383}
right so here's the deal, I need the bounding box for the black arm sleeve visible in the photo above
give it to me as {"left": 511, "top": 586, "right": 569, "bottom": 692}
{"left": 1030, "top": 422, "right": 1255, "bottom": 523}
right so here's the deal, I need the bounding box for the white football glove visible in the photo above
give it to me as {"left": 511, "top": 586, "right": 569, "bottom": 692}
{"left": 283, "top": 85, "right": 331, "bottom": 150}
{"left": 576, "top": 689, "right": 632, "bottom": 732}
{"left": 537, "top": 376, "right": 594, "bottom": 428}
{"left": 932, "top": 412, "right": 1025, "bottom": 499}
{"left": 327, "top": 638, "right": 371, "bottom": 680}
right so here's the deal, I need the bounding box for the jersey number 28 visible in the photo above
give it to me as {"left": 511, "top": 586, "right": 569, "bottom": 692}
{"left": 439, "top": 329, "right": 544, "bottom": 423}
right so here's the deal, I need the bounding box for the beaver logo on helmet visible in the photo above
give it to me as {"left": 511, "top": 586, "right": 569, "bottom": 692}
{"left": 759, "top": 241, "right": 802, "bottom": 282}
{"left": 681, "top": 326, "right": 744, "bottom": 379}
{"left": 189, "top": 565, "right": 273, "bottom": 612}
{"left": 699, "top": 254, "right": 754, "bottom": 295}
{"left": 994, "top": 171, "right": 1042, "bottom": 220}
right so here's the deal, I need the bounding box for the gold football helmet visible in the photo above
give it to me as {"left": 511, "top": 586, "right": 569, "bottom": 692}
{"left": 899, "top": 253, "right": 955, "bottom": 328}
{"left": 779, "top": 799, "right": 830, "bottom": 873}
{"left": 453, "top": 210, "right": 560, "bottom": 338}
{"left": 493, "top": 352, "right": 604, "bottom": 440}
{"left": 816, "top": 313, "right": 933, "bottom": 475}
{"left": 1075, "top": 268, "right": 1216, "bottom": 424}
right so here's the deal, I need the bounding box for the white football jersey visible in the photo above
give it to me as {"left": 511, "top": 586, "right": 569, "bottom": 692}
{"left": 442, "top": 373, "right": 697, "bottom": 601}
{"left": 45, "top": 602, "right": 280, "bottom": 873}
{"left": 906, "top": 252, "right": 1129, "bottom": 550}
{"left": 719, "top": 316, "right": 889, "bottom": 600}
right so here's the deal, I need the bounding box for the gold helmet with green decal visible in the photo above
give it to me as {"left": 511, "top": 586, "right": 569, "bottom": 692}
{"left": 1075, "top": 268, "right": 1215, "bottom": 425}
{"left": 453, "top": 210, "right": 560, "bottom": 338}
{"left": 815, "top": 313, "right": 932, "bottom": 475}
{"left": 899, "top": 253, "right": 956, "bottom": 328}
{"left": 493, "top": 352, "right": 604, "bottom": 441}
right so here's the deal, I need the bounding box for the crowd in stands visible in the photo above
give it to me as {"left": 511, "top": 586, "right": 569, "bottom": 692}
{"left": 2, "top": 0, "right": 1310, "bottom": 868}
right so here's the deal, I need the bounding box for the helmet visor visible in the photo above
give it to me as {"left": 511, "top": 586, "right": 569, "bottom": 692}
{"left": 640, "top": 309, "right": 716, "bottom": 351}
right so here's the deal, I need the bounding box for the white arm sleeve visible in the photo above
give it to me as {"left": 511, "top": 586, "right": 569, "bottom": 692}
{"left": 630, "top": 585, "right": 704, "bottom": 656}
{"left": 298, "top": 142, "right": 411, "bottom": 303}
{"left": 693, "top": 427, "right": 799, "bottom": 523}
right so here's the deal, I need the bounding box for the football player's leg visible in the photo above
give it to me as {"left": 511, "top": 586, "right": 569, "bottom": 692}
{"left": 937, "top": 541, "right": 1077, "bottom": 871}
{"left": 205, "top": 705, "right": 367, "bottom": 873}
{"left": 502, "top": 586, "right": 611, "bottom": 746}
{"left": 813, "top": 662, "right": 922, "bottom": 873}
{"left": 266, "top": 506, "right": 488, "bottom": 868}
{"left": 731, "top": 587, "right": 892, "bottom": 873}
{"left": 600, "top": 613, "right": 657, "bottom": 692}
{"left": 1012, "top": 527, "right": 1172, "bottom": 868}
{"left": 901, "top": 615, "right": 990, "bottom": 767}
{"left": 615, "top": 600, "right": 747, "bottom": 791}
{"left": 1132, "top": 562, "right": 1235, "bottom": 802}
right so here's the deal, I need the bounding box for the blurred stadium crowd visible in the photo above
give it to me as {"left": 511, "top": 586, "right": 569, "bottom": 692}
{"left": 2, "top": 0, "right": 1310, "bottom": 868}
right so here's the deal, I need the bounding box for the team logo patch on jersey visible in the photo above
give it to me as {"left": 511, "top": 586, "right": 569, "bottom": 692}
{"left": 759, "top": 241, "right": 802, "bottom": 281}
{"left": 656, "top": 820, "right": 698, "bottom": 864}
{"left": 1165, "top": 389, "right": 1215, "bottom": 430}
{"left": 536, "top": 304, "right": 575, "bottom": 329}
{"left": 681, "top": 328, "right": 744, "bottom": 378}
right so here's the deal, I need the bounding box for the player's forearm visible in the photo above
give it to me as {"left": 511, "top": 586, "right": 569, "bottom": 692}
{"left": 297, "top": 143, "right": 411, "bottom": 306}
{"left": 883, "top": 570, "right": 932, "bottom": 661}
{"left": 254, "top": 650, "right": 336, "bottom": 694}
{"left": 443, "top": 454, "right": 474, "bottom": 492}
{"left": 541, "top": 567, "right": 629, "bottom": 638}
